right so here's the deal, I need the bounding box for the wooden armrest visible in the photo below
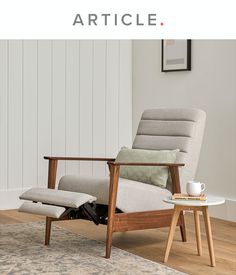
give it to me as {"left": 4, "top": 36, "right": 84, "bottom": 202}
{"left": 107, "top": 161, "right": 183, "bottom": 195}
{"left": 44, "top": 156, "right": 116, "bottom": 161}
{"left": 107, "top": 161, "right": 184, "bottom": 167}
{"left": 45, "top": 156, "right": 115, "bottom": 189}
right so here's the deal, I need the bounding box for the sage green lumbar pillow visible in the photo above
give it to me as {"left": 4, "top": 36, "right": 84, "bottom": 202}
{"left": 115, "top": 147, "right": 179, "bottom": 188}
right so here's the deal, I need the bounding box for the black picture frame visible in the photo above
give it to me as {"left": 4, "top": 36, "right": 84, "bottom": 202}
{"left": 161, "top": 40, "right": 191, "bottom": 72}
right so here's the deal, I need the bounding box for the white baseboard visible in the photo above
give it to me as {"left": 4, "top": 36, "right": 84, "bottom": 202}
{"left": 209, "top": 198, "right": 236, "bottom": 222}
{"left": 0, "top": 188, "right": 29, "bottom": 210}
{"left": 1, "top": 189, "right": 236, "bottom": 222}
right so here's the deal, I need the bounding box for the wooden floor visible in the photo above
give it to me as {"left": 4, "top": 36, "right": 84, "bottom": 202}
{"left": 0, "top": 210, "right": 235, "bottom": 275}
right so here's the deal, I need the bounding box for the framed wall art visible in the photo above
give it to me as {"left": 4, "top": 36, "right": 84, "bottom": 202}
{"left": 161, "top": 39, "right": 191, "bottom": 72}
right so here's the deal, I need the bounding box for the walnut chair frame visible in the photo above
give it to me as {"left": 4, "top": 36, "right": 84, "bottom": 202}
{"left": 44, "top": 156, "right": 186, "bottom": 259}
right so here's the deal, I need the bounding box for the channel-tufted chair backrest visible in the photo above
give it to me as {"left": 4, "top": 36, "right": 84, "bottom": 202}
{"left": 132, "top": 108, "right": 206, "bottom": 192}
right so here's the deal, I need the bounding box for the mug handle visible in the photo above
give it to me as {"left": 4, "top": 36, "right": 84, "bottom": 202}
{"left": 201, "top": 183, "right": 206, "bottom": 192}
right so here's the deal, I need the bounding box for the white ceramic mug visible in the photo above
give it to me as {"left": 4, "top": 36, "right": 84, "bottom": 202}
{"left": 186, "top": 181, "right": 206, "bottom": 197}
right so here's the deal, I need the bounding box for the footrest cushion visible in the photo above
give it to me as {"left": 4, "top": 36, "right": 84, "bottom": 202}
{"left": 20, "top": 188, "right": 96, "bottom": 208}
{"left": 19, "top": 201, "right": 66, "bottom": 218}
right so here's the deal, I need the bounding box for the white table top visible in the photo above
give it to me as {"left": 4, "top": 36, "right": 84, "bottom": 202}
{"left": 163, "top": 195, "right": 225, "bottom": 207}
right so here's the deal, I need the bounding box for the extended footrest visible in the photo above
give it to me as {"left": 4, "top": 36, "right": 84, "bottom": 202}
{"left": 20, "top": 188, "right": 96, "bottom": 208}
{"left": 19, "top": 187, "right": 97, "bottom": 220}
{"left": 19, "top": 201, "right": 66, "bottom": 219}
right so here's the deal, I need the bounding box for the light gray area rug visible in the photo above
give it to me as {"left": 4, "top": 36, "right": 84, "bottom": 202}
{"left": 0, "top": 222, "right": 185, "bottom": 275}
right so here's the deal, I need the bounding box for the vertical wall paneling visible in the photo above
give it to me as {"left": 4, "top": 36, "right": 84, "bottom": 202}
{"left": 65, "top": 40, "right": 80, "bottom": 174}
{"left": 0, "top": 41, "right": 8, "bottom": 190}
{"left": 0, "top": 40, "right": 132, "bottom": 209}
{"left": 93, "top": 40, "right": 106, "bottom": 176}
{"left": 8, "top": 41, "right": 23, "bottom": 190}
{"left": 79, "top": 41, "right": 93, "bottom": 176}
{"left": 106, "top": 41, "right": 119, "bottom": 158}
{"left": 119, "top": 41, "right": 132, "bottom": 148}
{"left": 51, "top": 41, "right": 66, "bottom": 184}
{"left": 22, "top": 41, "right": 38, "bottom": 188}
{"left": 38, "top": 41, "right": 52, "bottom": 187}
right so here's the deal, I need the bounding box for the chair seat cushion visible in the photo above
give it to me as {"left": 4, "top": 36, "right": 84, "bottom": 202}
{"left": 58, "top": 175, "right": 173, "bottom": 213}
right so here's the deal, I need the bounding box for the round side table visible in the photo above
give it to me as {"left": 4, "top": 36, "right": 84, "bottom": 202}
{"left": 163, "top": 195, "right": 225, "bottom": 267}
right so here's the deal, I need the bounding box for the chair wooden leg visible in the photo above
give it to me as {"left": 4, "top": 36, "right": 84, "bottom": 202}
{"left": 194, "top": 210, "right": 202, "bottom": 256}
{"left": 169, "top": 166, "right": 186, "bottom": 242}
{"left": 45, "top": 217, "right": 52, "bottom": 245}
{"left": 164, "top": 205, "right": 181, "bottom": 263}
{"left": 106, "top": 220, "right": 113, "bottom": 259}
{"left": 179, "top": 211, "right": 187, "bottom": 242}
{"left": 202, "top": 206, "right": 215, "bottom": 267}
{"left": 105, "top": 164, "right": 120, "bottom": 259}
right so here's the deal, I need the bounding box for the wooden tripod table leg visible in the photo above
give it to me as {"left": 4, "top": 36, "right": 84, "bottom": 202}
{"left": 194, "top": 210, "right": 202, "bottom": 256}
{"left": 164, "top": 205, "right": 182, "bottom": 263}
{"left": 202, "top": 206, "right": 216, "bottom": 267}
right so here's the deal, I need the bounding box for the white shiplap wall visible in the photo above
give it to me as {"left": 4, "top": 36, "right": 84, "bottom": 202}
{"left": 0, "top": 40, "right": 132, "bottom": 209}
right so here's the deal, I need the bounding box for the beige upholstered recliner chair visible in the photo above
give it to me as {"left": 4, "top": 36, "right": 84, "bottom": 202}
{"left": 20, "top": 108, "right": 206, "bottom": 258}
{"left": 59, "top": 108, "right": 206, "bottom": 211}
